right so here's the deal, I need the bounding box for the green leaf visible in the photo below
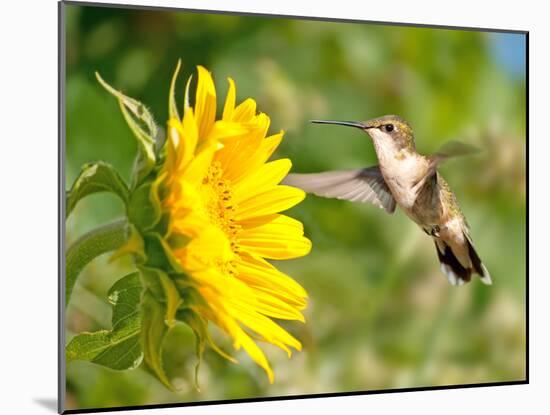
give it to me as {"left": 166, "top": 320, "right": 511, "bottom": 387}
{"left": 127, "top": 180, "right": 162, "bottom": 231}
{"left": 66, "top": 273, "right": 143, "bottom": 370}
{"left": 65, "top": 220, "right": 129, "bottom": 307}
{"left": 140, "top": 291, "right": 174, "bottom": 390}
{"left": 66, "top": 161, "right": 129, "bottom": 218}
{"left": 95, "top": 72, "right": 158, "bottom": 186}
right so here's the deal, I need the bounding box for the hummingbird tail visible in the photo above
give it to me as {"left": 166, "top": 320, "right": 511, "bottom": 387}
{"left": 434, "top": 236, "right": 492, "bottom": 286}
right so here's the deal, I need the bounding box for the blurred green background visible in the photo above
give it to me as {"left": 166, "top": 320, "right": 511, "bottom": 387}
{"left": 64, "top": 3, "right": 526, "bottom": 411}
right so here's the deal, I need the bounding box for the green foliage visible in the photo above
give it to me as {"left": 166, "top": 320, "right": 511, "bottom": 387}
{"left": 176, "top": 307, "right": 237, "bottom": 390}
{"left": 140, "top": 291, "right": 173, "bottom": 390}
{"left": 127, "top": 180, "right": 162, "bottom": 231}
{"left": 141, "top": 233, "right": 182, "bottom": 273}
{"left": 66, "top": 273, "right": 143, "bottom": 370}
{"left": 66, "top": 161, "right": 129, "bottom": 218}
{"left": 65, "top": 220, "right": 129, "bottom": 306}
{"left": 95, "top": 72, "right": 159, "bottom": 187}
{"left": 66, "top": 266, "right": 185, "bottom": 388}
{"left": 134, "top": 267, "right": 183, "bottom": 389}
{"left": 138, "top": 266, "right": 182, "bottom": 325}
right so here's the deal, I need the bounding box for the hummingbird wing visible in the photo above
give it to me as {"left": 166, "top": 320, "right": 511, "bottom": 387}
{"left": 284, "top": 166, "right": 396, "bottom": 213}
{"left": 413, "top": 140, "right": 481, "bottom": 191}
{"left": 432, "top": 140, "right": 480, "bottom": 163}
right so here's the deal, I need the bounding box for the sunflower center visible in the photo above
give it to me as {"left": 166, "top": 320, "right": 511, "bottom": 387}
{"left": 201, "top": 161, "right": 241, "bottom": 275}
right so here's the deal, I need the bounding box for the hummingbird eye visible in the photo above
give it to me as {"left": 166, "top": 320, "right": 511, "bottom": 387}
{"left": 384, "top": 124, "right": 395, "bottom": 132}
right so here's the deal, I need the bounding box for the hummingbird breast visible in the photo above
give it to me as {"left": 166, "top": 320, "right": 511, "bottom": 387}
{"left": 377, "top": 149, "right": 430, "bottom": 211}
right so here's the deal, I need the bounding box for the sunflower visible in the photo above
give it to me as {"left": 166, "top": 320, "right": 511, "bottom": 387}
{"left": 159, "top": 64, "right": 311, "bottom": 382}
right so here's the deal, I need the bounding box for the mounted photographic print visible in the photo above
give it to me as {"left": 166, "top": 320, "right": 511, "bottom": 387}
{"left": 59, "top": 1, "right": 528, "bottom": 413}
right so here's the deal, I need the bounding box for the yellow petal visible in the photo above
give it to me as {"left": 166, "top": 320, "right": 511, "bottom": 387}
{"left": 256, "top": 132, "right": 283, "bottom": 164}
{"left": 238, "top": 213, "right": 304, "bottom": 232}
{"left": 180, "top": 108, "right": 199, "bottom": 166}
{"left": 224, "top": 317, "right": 274, "bottom": 383}
{"left": 248, "top": 112, "right": 271, "bottom": 139}
{"left": 235, "top": 185, "right": 305, "bottom": 221}
{"left": 170, "top": 208, "right": 208, "bottom": 240}
{"left": 180, "top": 139, "right": 216, "bottom": 187}
{"left": 232, "top": 98, "right": 257, "bottom": 122}
{"left": 250, "top": 289, "right": 305, "bottom": 321}
{"left": 235, "top": 252, "right": 308, "bottom": 304}
{"left": 222, "top": 77, "right": 236, "bottom": 121}
{"left": 214, "top": 137, "right": 261, "bottom": 180}
{"left": 195, "top": 66, "right": 217, "bottom": 139}
{"left": 163, "top": 174, "right": 201, "bottom": 212}
{"left": 162, "top": 127, "right": 178, "bottom": 180}
{"left": 167, "top": 109, "right": 199, "bottom": 172}
{"left": 237, "top": 215, "right": 312, "bottom": 259}
{"left": 227, "top": 304, "right": 302, "bottom": 352}
{"left": 214, "top": 115, "right": 271, "bottom": 182}
{"left": 232, "top": 159, "right": 292, "bottom": 204}
{"left": 207, "top": 120, "right": 250, "bottom": 143}
{"left": 175, "top": 224, "right": 233, "bottom": 271}
{"left": 219, "top": 131, "right": 283, "bottom": 183}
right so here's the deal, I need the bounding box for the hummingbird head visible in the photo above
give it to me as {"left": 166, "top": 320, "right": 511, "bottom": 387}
{"left": 311, "top": 115, "right": 416, "bottom": 151}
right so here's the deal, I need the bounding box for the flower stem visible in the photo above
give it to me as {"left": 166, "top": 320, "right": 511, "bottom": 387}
{"left": 65, "top": 219, "right": 129, "bottom": 308}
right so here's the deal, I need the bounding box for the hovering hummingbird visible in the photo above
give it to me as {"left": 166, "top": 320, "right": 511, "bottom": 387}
{"left": 284, "top": 115, "right": 491, "bottom": 286}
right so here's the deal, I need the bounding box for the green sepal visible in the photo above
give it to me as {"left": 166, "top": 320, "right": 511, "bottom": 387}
{"left": 66, "top": 273, "right": 143, "bottom": 370}
{"left": 127, "top": 179, "right": 162, "bottom": 232}
{"left": 158, "top": 272, "right": 182, "bottom": 328}
{"left": 166, "top": 232, "right": 191, "bottom": 250}
{"left": 140, "top": 290, "right": 175, "bottom": 390}
{"left": 66, "top": 161, "right": 129, "bottom": 219}
{"left": 155, "top": 213, "right": 171, "bottom": 238}
{"left": 109, "top": 223, "right": 146, "bottom": 264}
{"left": 169, "top": 59, "right": 182, "bottom": 121}
{"left": 138, "top": 266, "right": 182, "bottom": 327}
{"left": 176, "top": 308, "right": 237, "bottom": 391}
{"left": 138, "top": 266, "right": 164, "bottom": 299}
{"left": 142, "top": 232, "right": 183, "bottom": 273}
{"left": 177, "top": 309, "right": 205, "bottom": 391}
{"left": 95, "top": 72, "right": 158, "bottom": 186}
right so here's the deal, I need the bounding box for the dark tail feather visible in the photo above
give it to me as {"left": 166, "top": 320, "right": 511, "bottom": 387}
{"left": 434, "top": 240, "right": 471, "bottom": 286}
{"left": 464, "top": 236, "right": 492, "bottom": 285}
{"left": 434, "top": 237, "right": 492, "bottom": 286}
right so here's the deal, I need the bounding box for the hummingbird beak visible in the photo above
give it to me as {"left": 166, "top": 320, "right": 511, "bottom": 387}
{"left": 310, "top": 120, "right": 369, "bottom": 130}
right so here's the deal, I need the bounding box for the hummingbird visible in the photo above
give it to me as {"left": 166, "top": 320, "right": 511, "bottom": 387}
{"left": 284, "top": 115, "right": 491, "bottom": 286}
